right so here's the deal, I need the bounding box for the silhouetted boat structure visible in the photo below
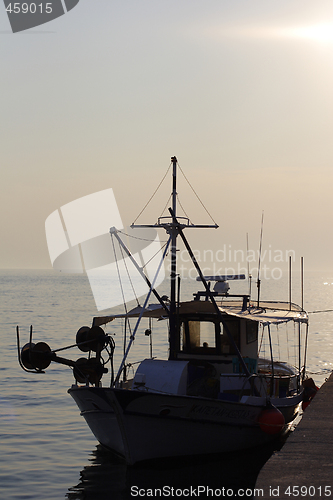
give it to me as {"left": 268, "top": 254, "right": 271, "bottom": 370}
{"left": 17, "top": 157, "right": 310, "bottom": 465}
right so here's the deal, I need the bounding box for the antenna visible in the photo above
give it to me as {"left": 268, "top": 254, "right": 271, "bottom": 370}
{"left": 246, "top": 233, "right": 252, "bottom": 298}
{"left": 256, "top": 211, "right": 264, "bottom": 307}
{"left": 301, "top": 256, "right": 304, "bottom": 311}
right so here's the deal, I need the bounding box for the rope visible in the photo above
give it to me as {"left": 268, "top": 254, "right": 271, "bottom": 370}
{"left": 176, "top": 194, "right": 192, "bottom": 223}
{"left": 258, "top": 324, "right": 265, "bottom": 356}
{"left": 132, "top": 160, "right": 217, "bottom": 225}
{"left": 118, "top": 230, "right": 168, "bottom": 243}
{"left": 110, "top": 234, "right": 130, "bottom": 311}
{"left": 142, "top": 239, "right": 170, "bottom": 268}
{"left": 286, "top": 322, "right": 290, "bottom": 364}
{"left": 118, "top": 240, "right": 140, "bottom": 307}
{"left": 178, "top": 163, "right": 218, "bottom": 225}
{"left": 306, "top": 368, "right": 332, "bottom": 375}
{"left": 308, "top": 309, "right": 333, "bottom": 314}
{"left": 276, "top": 324, "right": 281, "bottom": 361}
{"left": 110, "top": 233, "right": 136, "bottom": 382}
{"left": 159, "top": 194, "right": 172, "bottom": 220}
{"left": 132, "top": 162, "right": 172, "bottom": 224}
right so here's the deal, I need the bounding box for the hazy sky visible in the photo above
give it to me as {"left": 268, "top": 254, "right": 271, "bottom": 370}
{"left": 1, "top": 0, "right": 333, "bottom": 272}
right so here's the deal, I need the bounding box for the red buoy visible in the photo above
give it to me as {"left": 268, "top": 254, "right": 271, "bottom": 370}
{"left": 302, "top": 378, "right": 319, "bottom": 410}
{"left": 258, "top": 405, "right": 285, "bottom": 435}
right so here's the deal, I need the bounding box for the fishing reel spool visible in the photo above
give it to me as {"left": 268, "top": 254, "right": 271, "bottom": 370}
{"left": 21, "top": 341, "right": 52, "bottom": 371}
{"left": 74, "top": 325, "right": 109, "bottom": 385}
{"left": 76, "top": 325, "right": 107, "bottom": 353}
{"left": 73, "top": 357, "right": 107, "bottom": 385}
{"left": 17, "top": 325, "right": 110, "bottom": 385}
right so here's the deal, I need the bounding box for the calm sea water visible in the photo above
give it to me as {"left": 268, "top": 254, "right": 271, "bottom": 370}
{"left": 1, "top": 269, "right": 332, "bottom": 499}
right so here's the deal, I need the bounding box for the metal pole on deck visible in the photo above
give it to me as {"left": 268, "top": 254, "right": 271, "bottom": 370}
{"left": 257, "top": 212, "right": 264, "bottom": 308}
{"left": 267, "top": 324, "right": 275, "bottom": 397}
{"left": 289, "top": 256, "right": 292, "bottom": 311}
{"left": 169, "top": 156, "right": 178, "bottom": 360}
{"left": 298, "top": 320, "right": 301, "bottom": 391}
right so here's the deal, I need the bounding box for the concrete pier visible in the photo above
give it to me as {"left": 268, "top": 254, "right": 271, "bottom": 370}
{"left": 255, "top": 372, "right": 333, "bottom": 499}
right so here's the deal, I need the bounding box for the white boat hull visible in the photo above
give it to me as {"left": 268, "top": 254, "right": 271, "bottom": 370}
{"left": 69, "top": 385, "right": 302, "bottom": 465}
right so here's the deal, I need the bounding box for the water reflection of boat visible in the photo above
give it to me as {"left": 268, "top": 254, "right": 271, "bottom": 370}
{"left": 18, "top": 156, "right": 310, "bottom": 465}
{"left": 66, "top": 440, "right": 284, "bottom": 500}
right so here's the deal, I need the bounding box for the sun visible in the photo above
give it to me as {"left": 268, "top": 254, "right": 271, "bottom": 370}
{"left": 283, "top": 23, "right": 333, "bottom": 43}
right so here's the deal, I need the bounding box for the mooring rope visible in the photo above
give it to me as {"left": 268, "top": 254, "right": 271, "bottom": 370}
{"left": 308, "top": 309, "right": 333, "bottom": 314}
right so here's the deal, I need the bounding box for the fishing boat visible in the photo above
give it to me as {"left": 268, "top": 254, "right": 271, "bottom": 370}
{"left": 17, "top": 156, "right": 310, "bottom": 465}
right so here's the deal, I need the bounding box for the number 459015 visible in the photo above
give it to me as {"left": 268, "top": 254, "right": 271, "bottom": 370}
{"left": 284, "top": 485, "right": 332, "bottom": 496}
{"left": 6, "top": 3, "right": 53, "bottom": 14}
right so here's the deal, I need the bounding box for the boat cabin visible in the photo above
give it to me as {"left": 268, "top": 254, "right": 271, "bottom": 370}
{"left": 92, "top": 277, "right": 305, "bottom": 402}
{"left": 176, "top": 312, "right": 258, "bottom": 368}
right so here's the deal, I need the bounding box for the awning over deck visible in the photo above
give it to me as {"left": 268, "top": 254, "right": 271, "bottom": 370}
{"left": 93, "top": 299, "right": 308, "bottom": 327}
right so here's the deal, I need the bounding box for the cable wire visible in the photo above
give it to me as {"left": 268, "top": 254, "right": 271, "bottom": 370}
{"left": 176, "top": 194, "right": 192, "bottom": 223}
{"left": 118, "top": 230, "right": 168, "bottom": 243}
{"left": 178, "top": 162, "right": 218, "bottom": 225}
{"left": 132, "top": 163, "right": 172, "bottom": 224}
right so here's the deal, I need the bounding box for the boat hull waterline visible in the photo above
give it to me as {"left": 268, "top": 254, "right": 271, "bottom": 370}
{"left": 69, "top": 385, "right": 302, "bottom": 464}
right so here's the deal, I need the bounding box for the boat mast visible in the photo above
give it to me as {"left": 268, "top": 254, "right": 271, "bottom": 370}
{"left": 169, "top": 156, "right": 178, "bottom": 360}
{"left": 131, "top": 156, "right": 218, "bottom": 360}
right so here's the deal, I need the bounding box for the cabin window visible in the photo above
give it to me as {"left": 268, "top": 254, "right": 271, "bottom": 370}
{"left": 180, "top": 319, "right": 218, "bottom": 353}
{"left": 246, "top": 321, "right": 258, "bottom": 344}
{"left": 180, "top": 317, "right": 240, "bottom": 355}
{"left": 220, "top": 318, "right": 240, "bottom": 354}
{"left": 191, "top": 320, "right": 215, "bottom": 348}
